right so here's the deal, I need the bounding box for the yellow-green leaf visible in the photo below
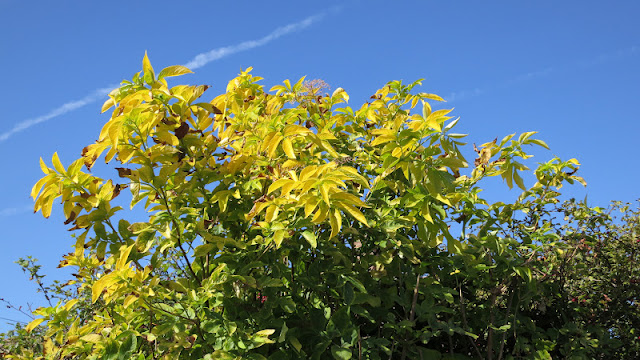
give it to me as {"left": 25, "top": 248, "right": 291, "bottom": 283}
{"left": 92, "top": 272, "right": 118, "bottom": 303}
{"left": 255, "top": 329, "right": 276, "bottom": 337}
{"left": 80, "top": 334, "right": 102, "bottom": 343}
{"left": 158, "top": 65, "right": 193, "bottom": 80}
{"left": 116, "top": 244, "right": 134, "bottom": 270}
{"left": 301, "top": 230, "right": 317, "bottom": 248}
{"left": 142, "top": 51, "right": 155, "bottom": 83}
{"left": 273, "top": 230, "right": 285, "bottom": 248}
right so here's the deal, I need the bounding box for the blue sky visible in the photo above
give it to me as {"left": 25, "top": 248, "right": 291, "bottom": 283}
{"left": 1, "top": 1, "right": 638, "bottom": 329}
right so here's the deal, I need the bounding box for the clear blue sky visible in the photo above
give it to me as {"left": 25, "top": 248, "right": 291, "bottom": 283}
{"left": 1, "top": 1, "right": 638, "bottom": 329}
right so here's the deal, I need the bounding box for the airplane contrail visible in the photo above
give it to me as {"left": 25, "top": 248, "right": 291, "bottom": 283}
{"left": 0, "top": 10, "right": 331, "bottom": 143}
{"left": 185, "top": 11, "right": 327, "bottom": 69}
{"left": 0, "top": 86, "right": 115, "bottom": 143}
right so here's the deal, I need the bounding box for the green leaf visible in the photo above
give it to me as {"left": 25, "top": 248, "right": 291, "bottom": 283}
{"left": 514, "top": 266, "right": 533, "bottom": 282}
{"left": 127, "top": 222, "right": 152, "bottom": 234}
{"left": 117, "top": 331, "right": 137, "bottom": 359}
{"left": 331, "top": 345, "right": 352, "bottom": 360}
{"left": 289, "top": 336, "right": 302, "bottom": 352}
{"left": 342, "top": 275, "right": 367, "bottom": 293}
{"left": 194, "top": 243, "right": 216, "bottom": 257}
{"left": 104, "top": 339, "right": 119, "bottom": 360}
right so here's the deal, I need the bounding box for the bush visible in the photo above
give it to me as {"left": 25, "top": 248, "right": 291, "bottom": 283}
{"left": 6, "top": 54, "right": 639, "bottom": 359}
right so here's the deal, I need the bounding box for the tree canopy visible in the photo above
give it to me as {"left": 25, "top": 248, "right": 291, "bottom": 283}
{"left": 4, "top": 54, "right": 640, "bottom": 359}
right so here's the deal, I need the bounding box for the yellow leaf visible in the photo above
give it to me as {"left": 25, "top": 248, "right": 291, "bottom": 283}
{"left": 312, "top": 205, "right": 328, "bottom": 224}
{"left": 31, "top": 174, "right": 52, "bottom": 199}
{"left": 123, "top": 295, "right": 139, "bottom": 309}
{"left": 298, "top": 179, "right": 316, "bottom": 195}
{"left": 338, "top": 203, "right": 369, "bottom": 226}
{"left": 332, "top": 192, "right": 368, "bottom": 207}
{"left": 25, "top": 318, "right": 45, "bottom": 333}
{"left": 329, "top": 211, "right": 340, "bottom": 239}
{"left": 268, "top": 133, "right": 283, "bottom": 159}
{"left": 435, "top": 194, "right": 452, "bottom": 207}
{"left": 299, "top": 165, "right": 318, "bottom": 181}
{"left": 332, "top": 87, "right": 349, "bottom": 102}
{"left": 513, "top": 171, "right": 526, "bottom": 190}
{"left": 265, "top": 205, "right": 279, "bottom": 222}
{"left": 304, "top": 197, "right": 318, "bottom": 218}
{"left": 371, "top": 134, "right": 395, "bottom": 146}
{"left": 261, "top": 132, "right": 277, "bottom": 152}
{"left": 370, "top": 128, "right": 395, "bottom": 136}
{"left": 154, "top": 130, "right": 179, "bottom": 146}
{"left": 39, "top": 157, "right": 51, "bottom": 174}
{"left": 319, "top": 183, "right": 331, "bottom": 205}
{"left": 283, "top": 124, "right": 312, "bottom": 137}
{"left": 101, "top": 97, "right": 115, "bottom": 113}
{"left": 268, "top": 179, "right": 293, "bottom": 194}
{"left": 92, "top": 272, "right": 118, "bottom": 303}
{"left": 42, "top": 196, "right": 54, "bottom": 218}
{"left": 282, "top": 138, "right": 295, "bottom": 159}
{"left": 421, "top": 93, "right": 445, "bottom": 101}
{"left": 116, "top": 244, "right": 134, "bottom": 270}
{"left": 51, "top": 152, "right": 65, "bottom": 174}
{"left": 63, "top": 299, "right": 79, "bottom": 311}
{"left": 281, "top": 180, "right": 296, "bottom": 197}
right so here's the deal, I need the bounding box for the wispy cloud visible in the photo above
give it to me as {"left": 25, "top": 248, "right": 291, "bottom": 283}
{"left": 445, "top": 88, "right": 485, "bottom": 102}
{"left": 0, "top": 10, "right": 334, "bottom": 143}
{"left": 0, "top": 205, "right": 32, "bottom": 217}
{"left": 447, "top": 44, "right": 638, "bottom": 103}
{"left": 446, "top": 67, "right": 554, "bottom": 103}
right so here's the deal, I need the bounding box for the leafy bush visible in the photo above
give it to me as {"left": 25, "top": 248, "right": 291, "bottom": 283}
{"left": 4, "top": 55, "right": 639, "bottom": 359}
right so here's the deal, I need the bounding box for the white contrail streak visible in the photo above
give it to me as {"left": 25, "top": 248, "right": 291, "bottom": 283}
{"left": 0, "top": 86, "right": 114, "bottom": 142}
{"left": 185, "top": 12, "right": 327, "bottom": 69}
{"left": 0, "top": 11, "right": 330, "bottom": 143}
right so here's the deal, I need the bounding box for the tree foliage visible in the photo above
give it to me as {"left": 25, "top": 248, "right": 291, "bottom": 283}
{"left": 5, "top": 54, "right": 640, "bottom": 359}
